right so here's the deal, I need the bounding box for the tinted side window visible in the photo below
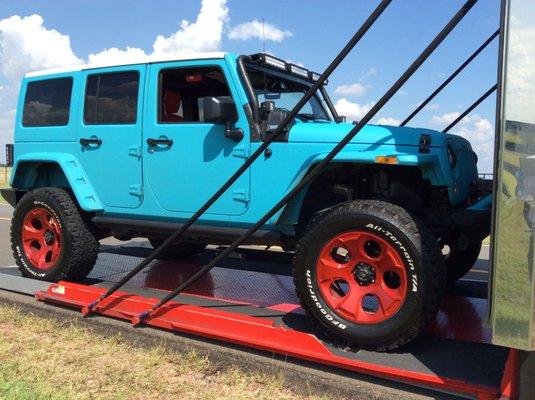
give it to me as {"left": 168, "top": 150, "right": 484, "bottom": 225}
{"left": 84, "top": 71, "right": 139, "bottom": 124}
{"left": 159, "top": 67, "right": 231, "bottom": 123}
{"left": 22, "top": 78, "right": 73, "bottom": 127}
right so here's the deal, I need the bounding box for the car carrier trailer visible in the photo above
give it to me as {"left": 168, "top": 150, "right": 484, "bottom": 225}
{"left": 0, "top": 0, "right": 534, "bottom": 398}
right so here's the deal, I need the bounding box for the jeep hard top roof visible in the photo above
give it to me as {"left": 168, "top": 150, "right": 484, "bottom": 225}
{"left": 24, "top": 52, "right": 322, "bottom": 84}
{"left": 25, "top": 52, "right": 230, "bottom": 78}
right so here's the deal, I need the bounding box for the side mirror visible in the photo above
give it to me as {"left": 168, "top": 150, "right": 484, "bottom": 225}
{"left": 335, "top": 116, "right": 347, "bottom": 123}
{"left": 203, "top": 96, "right": 238, "bottom": 124}
{"left": 202, "top": 96, "right": 243, "bottom": 142}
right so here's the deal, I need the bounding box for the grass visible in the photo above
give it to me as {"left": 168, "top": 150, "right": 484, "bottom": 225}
{"left": 0, "top": 304, "right": 328, "bottom": 400}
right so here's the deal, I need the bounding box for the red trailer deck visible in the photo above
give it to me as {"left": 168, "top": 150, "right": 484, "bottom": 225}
{"left": 0, "top": 243, "right": 517, "bottom": 400}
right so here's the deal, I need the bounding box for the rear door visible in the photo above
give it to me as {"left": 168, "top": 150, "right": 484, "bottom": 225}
{"left": 76, "top": 65, "right": 145, "bottom": 208}
{"left": 144, "top": 60, "right": 250, "bottom": 216}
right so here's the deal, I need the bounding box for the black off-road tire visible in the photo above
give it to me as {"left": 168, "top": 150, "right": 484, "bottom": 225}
{"left": 11, "top": 187, "right": 99, "bottom": 282}
{"left": 293, "top": 200, "right": 446, "bottom": 351}
{"left": 149, "top": 238, "right": 206, "bottom": 259}
{"left": 444, "top": 241, "right": 482, "bottom": 283}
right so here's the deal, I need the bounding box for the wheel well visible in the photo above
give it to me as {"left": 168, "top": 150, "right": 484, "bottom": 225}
{"left": 296, "top": 163, "right": 431, "bottom": 233}
{"left": 12, "top": 162, "right": 70, "bottom": 190}
{"left": 11, "top": 162, "right": 107, "bottom": 237}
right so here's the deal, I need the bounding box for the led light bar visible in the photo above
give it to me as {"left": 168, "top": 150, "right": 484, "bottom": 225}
{"left": 248, "top": 53, "right": 327, "bottom": 84}
{"left": 249, "top": 53, "right": 288, "bottom": 71}
{"left": 309, "top": 71, "right": 328, "bottom": 85}
{"left": 309, "top": 71, "right": 321, "bottom": 81}
{"left": 287, "top": 64, "right": 309, "bottom": 79}
{"left": 264, "top": 55, "right": 287, "bottom": 70}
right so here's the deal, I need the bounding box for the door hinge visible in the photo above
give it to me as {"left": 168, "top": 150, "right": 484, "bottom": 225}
{"left": 232, "top": 189, "right": 250, "bottom": 202}
{"left": 128, "top": 145, "right": 142, "bottom": 158}
{"left": 129, "top": 184, "right": 143, "bottom": 197}
{"left": 232, "top": 146, "right": 249, "bottom": 158}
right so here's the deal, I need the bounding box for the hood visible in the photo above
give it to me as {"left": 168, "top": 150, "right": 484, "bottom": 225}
{"left": 288, "top": 121, "right": 462, "bottom": 148}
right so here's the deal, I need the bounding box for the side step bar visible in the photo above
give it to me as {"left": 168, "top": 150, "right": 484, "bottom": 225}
{"left": 92, "top": 216, "right": 283, "bottom": 245}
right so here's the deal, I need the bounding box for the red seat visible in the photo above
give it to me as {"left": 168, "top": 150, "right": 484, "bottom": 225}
{"left": 163, "top": 89, "right": 183, "bottom": 121}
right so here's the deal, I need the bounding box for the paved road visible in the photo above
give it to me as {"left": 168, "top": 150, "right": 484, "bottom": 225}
{"left": 0, "top": 204, "right": 490, "bottom": 283}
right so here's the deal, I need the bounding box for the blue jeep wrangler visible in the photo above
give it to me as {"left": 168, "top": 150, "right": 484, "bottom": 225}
{"left": 2, "top": 52, "right": 491, "bottom": 350}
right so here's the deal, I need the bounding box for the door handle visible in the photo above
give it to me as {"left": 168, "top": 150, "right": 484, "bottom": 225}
{"left": 80, "top": 137, "right": 102, "bottom": 146}
{"left": 147, "top": 138, "right": 173, "bottom": 147}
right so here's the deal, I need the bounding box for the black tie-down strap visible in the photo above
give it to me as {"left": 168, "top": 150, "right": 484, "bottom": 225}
{"left": 130, "top": 0, "right": 479, "bottom": 326}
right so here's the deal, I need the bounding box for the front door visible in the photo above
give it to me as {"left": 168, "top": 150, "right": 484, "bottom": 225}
{"left": 77, "top": 65, "right": 145, "bottom": 208}
{"left": 144, "top": 61, "right": 250, "bottom": 216}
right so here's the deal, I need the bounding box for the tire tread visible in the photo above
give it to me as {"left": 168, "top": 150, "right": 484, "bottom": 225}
{"left": 11, "top": 187, "right": 99, "bottom": 281}
{"left": 293, "top": 200, "right": 446, "bottom": 351}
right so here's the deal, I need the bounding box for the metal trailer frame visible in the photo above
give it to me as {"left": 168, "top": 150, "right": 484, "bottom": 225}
{"left": 0, "top": 251, "right": 518, "bottom": 399}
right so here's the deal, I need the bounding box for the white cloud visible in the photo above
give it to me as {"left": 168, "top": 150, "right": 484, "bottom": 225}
{"left": 0, "top": 14, "right": 83, "bottom": 82}
{"left": 0, "top": 109, "right": 16, "bottom": 133}
{"left": 228, "top": 19, "right": 292, "bottom": 42}
{"left": 430, "top": 112, "right": 487, "bottom": 128}
{"left": 0, "top": 0, "right": 231, "bottom": 152}
{"left": 359, "top": 67, "right": 377, "bottom": 81}
{"left": 87, "top": 0, "right": 228, "bottom": 64}
{"left": 87, "top": 46, "right": 148, "bottom": 65}
{"left": 432, "top": 112, "right": 495, "bottom": 172}
{"left": 0, "top": 14, "right": 83, "bottom": 155}
{"left": 334, "top": 83, "right": 368, "bottom": 97}
{"left": 377, "top": 117, "right": 401, "bottom": 126}
{"left": 425, "top": 103, "right": 440, "bottom": 111}
{"left": 153, "top": 0, "right": 228, "bottom": 55}
{"left": 454, "top": 116, "right": 495, "bottom": 173}
{"left": 89, "top": 0, "right": 229, "bottom": 62}
{"left": 334, "top": 98, "right": 374, "bottom": 122}
{"left": 505, "top": 22, "right": 535, "bottom": 123}
{"left": 430, "top": 112, "right": 464, "bottom": 126}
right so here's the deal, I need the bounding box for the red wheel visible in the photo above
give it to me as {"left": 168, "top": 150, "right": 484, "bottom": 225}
{"left": 21, "top": 207, "right": 62, "bottom": 270}
{"left": 11, "top": 188, "right": 99, "bottom": 281}
{"left": 316, "top": 231, "right": 408, "bottom": 325}
{"left": 293, "top": 200, "right": 445, "bottom": 350}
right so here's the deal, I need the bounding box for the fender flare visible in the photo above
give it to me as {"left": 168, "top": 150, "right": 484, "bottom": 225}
{"left": 276, "top": 151, "right": 441, "bottom": 226}
{"left": 11, "top": 153, "right": 104, "bottom": 212}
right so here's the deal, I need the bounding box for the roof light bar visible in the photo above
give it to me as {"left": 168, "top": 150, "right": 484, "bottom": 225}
{"left": 248, "top": 53, "right": 327, "bottom": 83}
{"left": 250, "top": 53, "right": 287, "bottom": 71}
{"left": 288, "top": 64, "right": 309, "bottom": 79}
{"left": 309, "top": 71, "right": 321, "bottom": 81}
{"left": 309, "top": 71, "right": 328, "bottom": 85}
{"left": 264, "top": 55, "right": 287, "bottom": 70}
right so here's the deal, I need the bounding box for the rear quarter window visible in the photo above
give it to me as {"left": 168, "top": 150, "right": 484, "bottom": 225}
{"left": 22, "top": 77, "right": 73, "bottom": 127}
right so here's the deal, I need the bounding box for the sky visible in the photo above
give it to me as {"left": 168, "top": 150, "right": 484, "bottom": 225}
{"left": 0, "top": 0, "right": 502, "bottom": 172}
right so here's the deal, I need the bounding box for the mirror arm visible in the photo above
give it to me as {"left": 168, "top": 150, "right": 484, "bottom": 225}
{"left": 225, "top": 121, "right": 244, "bottom": 142}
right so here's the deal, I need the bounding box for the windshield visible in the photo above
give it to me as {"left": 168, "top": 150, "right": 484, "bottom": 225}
{"left": 245, "top": 67, "right": 332, "bottom": 121}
